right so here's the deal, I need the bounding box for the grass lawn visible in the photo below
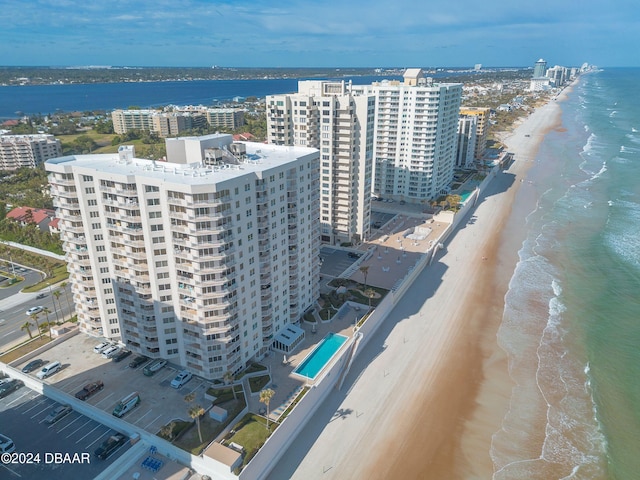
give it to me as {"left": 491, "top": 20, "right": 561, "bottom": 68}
{"left": 225, "top": 413, "right": 278, "bottom": 472}
{"left": 235, "top": 362, "right": 267, "bottom": 380}
{"left": 0, "top": 336, "right": 52, "bottom": 362}
{"left": 248, "top": 375, "right": 270, "bottom": 393}
{"left": 173, "top": 397, "right": 246, "bottom": 455}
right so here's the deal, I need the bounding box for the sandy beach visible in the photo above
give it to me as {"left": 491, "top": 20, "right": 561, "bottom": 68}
{"left": 267, "top": 89, "right": 571, "bottom": 480}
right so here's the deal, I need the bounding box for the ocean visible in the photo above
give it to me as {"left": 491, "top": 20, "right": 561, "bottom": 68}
{"left": 493, "top": 68, "right": 640, "bottom": 479}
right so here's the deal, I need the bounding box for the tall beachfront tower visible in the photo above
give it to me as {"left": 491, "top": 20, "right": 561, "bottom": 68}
{"left": 459, "top": 107, "right": 490, "bottom": 161}
{"left": 533, "top": 58, "right": 547, "bottom": 78}
{"left": 351, "top": 69, "right": 463, "bottom": 203}
{"left": 267, "top": 81, "right": 375, "bottom": 245}
{"left": 46, "top": 134, "right": 320, "bottom": 379}
{"left": 456, "top": 115, "right": 477, "bottom": 169}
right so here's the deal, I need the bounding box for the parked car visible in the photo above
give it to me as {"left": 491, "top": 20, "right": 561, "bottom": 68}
{"left": 94, "top": 433, "right": 127, "bottom": 460}
{"left": 111, "top": 349, "right": 132, "bottom": 363}
{"left": 93, "top": 341, "right": 111, "bottom": 354}
{"left": 36, "top": 361, "right": 61, "bottom": 380}
{"left": 101, "top": 346, "right": 120, "bottom": 359}
{"left": 0, "top": 379, "right": 23, "bottom": 398}
{"left": 75, "top": 380, "right": 104, "bottom": 400}
{"left": 25, "top": 306, "right": 43, "bottom": 316}
{"left": 128, "top": 355, "right": 149, "bottom": 369}
{"left": 347, "top": 252, "right": 361, "bottom": 259}
{"left": 143, "top": 359, "right": 167, "bottom": 376}
{"left": 0, "top": 434, "right": 15, "bottom": 454}
{"left": 44, "top": 404, "right": 72, "bottom": 424}
{"left": 170, "top": 370, "right": 193, "bottom": 389}
{"left": 112, "top": 392, "right": 140, "bottom": 418}
{"left": 21, "top": 359, "right": 45, "bottom": 373}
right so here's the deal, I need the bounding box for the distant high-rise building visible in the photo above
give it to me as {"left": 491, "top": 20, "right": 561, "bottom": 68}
{"left": 456, "top": 115, "right": 477, "bottom": 169}
{"left": 46, "top": 134, "right": 320, "bottom": 379}
{"left": 0, "top": 134, "right": 62, "bottom": 171}
{"left": 351, "top": 69, "right": 463, "bottom": 203}
{"left": 267, "top": 81, "right": 375, "bottom": 245}
{"left": 459, "top": 107, "right": 490, "bottom": 160}
{"left": 533, "top": 58, "right": 547, "bottom": 78}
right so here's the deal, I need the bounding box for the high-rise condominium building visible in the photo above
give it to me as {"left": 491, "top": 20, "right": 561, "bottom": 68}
{"left": 456, "top": 115, "right": 477, "bottom": 169}
{"left": 351, "top": 69, "right": 463, "bottom": 203}
{"left": 459, "top": 107, "right": 490, "bottom": 161}
{"left": 0, "top": 134, "right": 62, "bottom": 171}
{"left": 46, "top": 134, "right": 320, "bottom": 379}
{"left": 533, "top": 58, "right": 547, "bottom": 78}
{"left": 267, "top": 81, "right": 375, "bottom": 244}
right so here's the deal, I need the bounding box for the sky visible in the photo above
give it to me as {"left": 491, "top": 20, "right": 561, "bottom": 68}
{"left": 1, "top": 0, "right": 638, "bottom": 68}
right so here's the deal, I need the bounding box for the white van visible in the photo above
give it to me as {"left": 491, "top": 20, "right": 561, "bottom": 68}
{"left": 112, "top": 392, "right": 140, "bottom": 418}
{"left": 36, "top": 361, "right": 61, "bottom": 379}
{"left": 0, "top": 434, "right": 15, "bottom": 454}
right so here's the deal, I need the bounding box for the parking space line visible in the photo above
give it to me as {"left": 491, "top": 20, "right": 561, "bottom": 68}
{"left": 85, "top": 427, "right": 112, "bottom": 449}
{"left": 144, "top": 414, "right": 163, "bottom": 430}
{"left": 31, "top": 404, "right": 52, "bottom": 420}
{"left": 66, "top": 419, "right": 92, "bottom": 438}
{"left": 22, "top": 397, "right": 49, "bottom": 414}
{"left": 6, "top": 391, "right": 31, "bottom": 406}
{"left": 0, "top": 462, "right": 21, "bottom": 478}
{"left": 76, "top": 423, "right": 101, "bottom": 444}
{"left": 57, "top": 414, "right": 82, "bottom": 432}
{"left": 59, "top": 378, "right": 88, "bottom": 393}
{"left": 133, "top": 409, "right": 153, "bottom": 425}
{"left": 93, "top": 392, "right": 114, "bottom": 408}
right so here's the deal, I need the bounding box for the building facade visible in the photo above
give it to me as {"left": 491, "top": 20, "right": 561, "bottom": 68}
{"left": 112, "top": 108, "right": 243, "bottom": 137}
{"left": 456, "top": 115, "right": 477, "bottom": 169}
{"left": 0, "top": 134, "right": 62, "bottom": 170}
{"left": 267, "top": 81, "right": 375, "bottom": 245}
{"left": 351, "top": 69, "right": 463, "bottom": 203}
{"left": 46, "top": 134, "right": 320, "bottom": 379}
{"left": 459, "top": 107, "right": 490, "bottom": 161}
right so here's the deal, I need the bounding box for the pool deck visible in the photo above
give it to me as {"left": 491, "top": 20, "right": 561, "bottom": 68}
{"left": 245, "top": 209, "right": 454, "bottom": 423}
{"left": 244, "top": 307, "right": 364, "bottom": 422}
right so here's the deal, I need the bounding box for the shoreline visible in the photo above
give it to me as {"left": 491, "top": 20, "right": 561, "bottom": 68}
{"left": 267, "top": 85, "right": 574, "bottom": 479}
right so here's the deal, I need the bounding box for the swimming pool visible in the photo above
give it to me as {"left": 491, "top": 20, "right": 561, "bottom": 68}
{"left": 293, "top": 333, "right": 348, "bottom": 380}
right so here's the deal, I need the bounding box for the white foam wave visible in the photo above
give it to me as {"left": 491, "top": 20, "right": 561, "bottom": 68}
{"left": 632, "top": 127, "right": 638, "bottom": 133}
{"left": 603, "top": 199, "right": 640, "bottom": 269}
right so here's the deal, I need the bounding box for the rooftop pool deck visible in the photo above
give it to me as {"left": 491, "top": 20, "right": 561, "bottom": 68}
{"left": 293, "top": 333, "right": 348, "bottom": 380}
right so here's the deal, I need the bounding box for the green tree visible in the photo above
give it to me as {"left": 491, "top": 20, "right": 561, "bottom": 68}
{"left": 359, "top": 265, "right": 369, "bottom": 289}
{"left": 259, "top": 388, "right": 275, "bottom": 430}
{"left": 95, "top": 119, "right": 114, "bottom": 134}
{"left": 21, "top": 321, "right": 33, "bottom": 339}
{"left": 223, "top": 371, "right": 237, "bottom": 400}
{"left": 184, "top": 392, "right": 205, "bottom": 444}
{"left": 42, "top": 306, "right": 52, "bottom": 338}
{"left": 30, "top": 313, "right": 43, "bottom": 339}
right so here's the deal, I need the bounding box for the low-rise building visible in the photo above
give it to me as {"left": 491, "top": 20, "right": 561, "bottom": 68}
{"left": 0, "top": 134, "right": 62, "bottom": 170}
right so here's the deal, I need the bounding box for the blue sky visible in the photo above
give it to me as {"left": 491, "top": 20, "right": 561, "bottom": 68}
{"left": 1, "top": 0, "right": 637, "bottom": 68}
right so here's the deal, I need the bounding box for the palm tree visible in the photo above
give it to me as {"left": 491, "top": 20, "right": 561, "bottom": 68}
{"left": 60, "top": 282, "right": 72, "bottom": 315}
{"left": 184, "top": 392, "right": 205, "bottom": 443}
{"left": 21, "top": 321, "right": 33, "bottom": 339}
{"left": 359, "top": 265, "right": 370, "bottom": 289}
{"left": 259, "top": 388, "right": 275, "bottom": 430}
{"left": 53, "top": 290, "right": 62, "bottom": 321}
{"left": 223, "top": 371, "right": 237, "bottom": 400}
{"left": 30, "top": 313, "right": 42, "bottom": 339}
{"left": 42, "top": 306, "right": 52, "bottom": 338}
{"left": 365, "top": 288, "right": 376, "bottom": 308}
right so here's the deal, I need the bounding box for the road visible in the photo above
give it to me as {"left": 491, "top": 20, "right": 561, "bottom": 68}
{"left": 0, "top": 269, "right": 73, "bottom": 351}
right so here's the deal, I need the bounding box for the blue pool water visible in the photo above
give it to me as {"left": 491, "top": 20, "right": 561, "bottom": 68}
{"left": 293, "top": 333, "right": 348, "bottom": 380}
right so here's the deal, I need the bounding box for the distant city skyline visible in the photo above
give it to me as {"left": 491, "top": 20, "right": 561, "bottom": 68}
{"left": 0, "top": 0, "right": 637, "bottom": 68}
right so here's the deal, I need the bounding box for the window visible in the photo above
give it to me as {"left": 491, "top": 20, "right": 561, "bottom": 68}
{"left": 147, "top": 198, "right": 160, "bottom": 206}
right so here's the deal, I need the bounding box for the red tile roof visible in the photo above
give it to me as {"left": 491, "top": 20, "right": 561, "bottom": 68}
{"left": 6, "top": 206, "right": 54, "bottom": 225}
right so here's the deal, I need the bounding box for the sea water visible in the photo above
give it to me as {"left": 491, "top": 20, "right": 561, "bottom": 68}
{"left": 492, "top": 68, "right": 640, "bottom": 479}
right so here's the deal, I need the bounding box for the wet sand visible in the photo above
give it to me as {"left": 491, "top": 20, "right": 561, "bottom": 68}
{"left": 267, "top": 87, "right": 573, "bottom": 480}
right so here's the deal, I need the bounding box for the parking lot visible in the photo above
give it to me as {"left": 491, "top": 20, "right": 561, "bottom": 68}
{"left": 16, "top": 334, "right": 211, "bottom": 436}
{"left": 0, "top": 384, "right": 130, "bottom": 480}
{"left": 319, "top": 247, "right": 363, "bottom": 278}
